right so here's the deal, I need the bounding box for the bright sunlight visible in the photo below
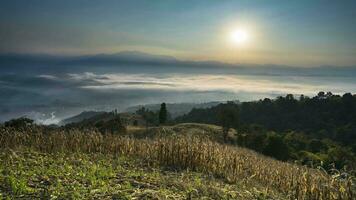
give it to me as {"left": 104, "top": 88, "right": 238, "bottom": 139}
{"left": 230, "top": 29, "right": 249, "bottom": 45}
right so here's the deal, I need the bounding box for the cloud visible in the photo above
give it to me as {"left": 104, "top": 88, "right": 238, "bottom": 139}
{"left": 27, "top": 111, "right": 61, "bottom": 125}
{"left": 37, "top": 74, "right": 58, "bottom": 80}
{"left": 68, "top": 72, "right": 98, "bottom": 81}
{"left": 1, "top": 67, "right": 355, "bottom": 123}
{"left": 69, "top": 72, "right": 324, "bottom": 95}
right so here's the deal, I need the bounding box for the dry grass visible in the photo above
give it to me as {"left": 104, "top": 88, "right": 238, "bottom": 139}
{"left": 0, "top": 150, "right": 285, "bottom": 199}
{"left": 127, "top": 123, "right": 237, "bottom": 142}
{"left": 0, "top": 126, "right": 355, "bottom": 199}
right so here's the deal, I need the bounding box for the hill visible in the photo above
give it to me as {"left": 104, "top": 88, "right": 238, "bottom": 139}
{"left": 60, "top": 101, "right": 223, "bottom": 126}
{"left": 125, "top": 102, "right": 222, "bottom": 118}
{"left": 60, "top": 111, "right": 145, "bottom": 127}
{"left": 127, "top": 123, "right": 237, "bottom": 143}
{"left": 59, "top": 111, "right": 106, "bottom": 125}
{"left": 0, "top": 123, "right": 354, "bottom": 199}
{"left": 0, "top": 150, "right": 284, "bottom": 199}
{"left": 176, "top": 93, "right": 356, "bottom": 170}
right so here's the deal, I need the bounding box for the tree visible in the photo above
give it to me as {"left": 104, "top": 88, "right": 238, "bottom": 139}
{"left": 326, "top": 147, "right": 355, "bottom": 169}
{"left": 136, "top": 107, "right": 157, "bottom": 131}
{"left": 5, "top": 117, "right": 34, "bottom": 129}
{"left": 263, "top": 133, "right": 290, "bottom": 161}
{"left": 308, "top": 139, "right": 326, "bottom": 153}
{"left": 159, "top": 103, "right": 167, "bottom": 125}
{"left": 317, "top": 91, "right": 326, "bottom": 99}
{"left": 94, "top": 116, "right": 126, "bottom": 134}
{"left": 217, "top": 102, "right": 239, "bottom": 142}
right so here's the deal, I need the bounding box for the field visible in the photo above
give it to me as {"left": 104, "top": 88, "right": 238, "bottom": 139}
{"left": 0, "top": 124, "right": 355, "bottom": 199}
{"left": 127, "top": 123, "right": 237, "bottom": 142}
{"left": 0, "top": 150, "right": 284, "bottom": 199}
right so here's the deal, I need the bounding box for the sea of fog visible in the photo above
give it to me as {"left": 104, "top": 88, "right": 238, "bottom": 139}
{"left": 1, "top": 64, "right": 356, "bottom": 124}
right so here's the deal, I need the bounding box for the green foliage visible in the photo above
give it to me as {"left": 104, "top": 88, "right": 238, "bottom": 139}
{"left": 262, "top": 133, "right": 289, "bottom": 161}
{"left": 177, "top": 92, "right": 356, "bottom": 144}
{"left": 283, "top": 131, "right": 307, "bottom": 152}
{"left": 0, "top": 150, "right": 283, "bottom": 199}
{"left": 308, "top": 139, "right": 326, "bottom": 153}
{"left": 136, "top": 107, "right": 158, "bottom": 127}
{"left": 298, "top": 151, "right": 325, "bottom": 167}
{"left": 177, "top": 92, "right": 356, "bottom": 170}
{"left": 4, "top": 117, "right": 34, "bottom": 129}
{"left": 64, "top": 112, "right": 127, "bottom": 134}
{"left": 94, "top": 117, "right": 127, "bottom": 134}
{"left": 217, "top": 102, "right": 239, "bottom": 142}
{"left": 326, "top": 147, "right": 355, "bottom": 169}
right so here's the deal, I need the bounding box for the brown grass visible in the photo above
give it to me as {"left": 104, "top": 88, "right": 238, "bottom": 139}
{"left": 0, "top": 127, "right": 355, "bottom": 200}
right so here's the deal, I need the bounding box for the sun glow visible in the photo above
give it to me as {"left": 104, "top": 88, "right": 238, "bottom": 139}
{"left": 230, "top": 29, "right": 249, "bottom": 45}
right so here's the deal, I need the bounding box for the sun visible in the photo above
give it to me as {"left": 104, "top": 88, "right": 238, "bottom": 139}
{"left": 230, "top": 29, "right": 249, "bottom": 45}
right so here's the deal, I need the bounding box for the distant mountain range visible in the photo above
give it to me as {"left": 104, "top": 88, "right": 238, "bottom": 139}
{"left": 59, "top": 101, "right": 224, "bottom": 125}
{"left": 64, "top": 51, "right": 181, "bottom": 66}
{"left": 125, "top": 101, "right": 225, "bottom": 118}
{"left": 59, "top": 111, "right": 106, "bottom": 125}
{"left": 0, "top": 51, "right": 213, "bottom": 67}
{"left": 2, "top": 50, "right": 356, "bottom": 77}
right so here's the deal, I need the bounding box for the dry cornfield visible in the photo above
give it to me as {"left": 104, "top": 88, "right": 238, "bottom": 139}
{"left": 0, "top": 127, "right": 355, "bottom": 200}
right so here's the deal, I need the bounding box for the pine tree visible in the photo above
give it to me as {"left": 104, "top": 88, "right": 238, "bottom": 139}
{"left": 159, "top": 103, "right": 167, "bottom": 125}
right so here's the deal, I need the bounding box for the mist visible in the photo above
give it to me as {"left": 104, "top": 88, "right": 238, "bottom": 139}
{"left": 1, "top": 52, "right": 356, "bottom": 124}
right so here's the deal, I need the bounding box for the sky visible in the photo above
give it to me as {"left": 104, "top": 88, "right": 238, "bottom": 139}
{"left": 1, "top": 0, "right": 356, "bottom": 66}
{"left": 1, "top": 0, "right": 356, "bottom": 123}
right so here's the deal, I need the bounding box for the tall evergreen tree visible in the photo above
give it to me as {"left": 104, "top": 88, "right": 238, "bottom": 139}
{"left": 159, "top": 103, "right": 167, "bottom": 125}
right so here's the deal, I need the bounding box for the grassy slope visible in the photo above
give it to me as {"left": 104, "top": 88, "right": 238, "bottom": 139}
{"left": 1, "top": 123, "right": 354, "bottom": 199}
{"left": 0, "top": 149, "right": 284, "bottom": 199}
{"left": 127, "top": 123, "right": 237, "bottom": 142}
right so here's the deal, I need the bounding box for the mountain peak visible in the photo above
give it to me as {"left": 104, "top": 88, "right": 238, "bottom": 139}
{"left": 111, "top": 51, "right": 177, "bottom": 61}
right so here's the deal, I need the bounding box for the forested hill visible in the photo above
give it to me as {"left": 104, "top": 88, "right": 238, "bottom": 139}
{"left": 176, "top": 92, "right": 356, "bottom": 143}
{"left": 176, "top": 92, "right": 356, "bottom": 169}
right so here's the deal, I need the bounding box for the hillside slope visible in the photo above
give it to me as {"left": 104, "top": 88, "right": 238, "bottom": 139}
{"left": 0, "top": 150, "right": 285, "bottom": 199}
{"left": 59, "top": 111, "right": 106, "bottom": 125}
{"left": 127, "top": 123, "right": 237, "bottom": 143}
{"left": 125, "top": 102, "right": 222, "bottom": 118}
{"left": 1, "top": 125, "right": 354, "bottom": 199}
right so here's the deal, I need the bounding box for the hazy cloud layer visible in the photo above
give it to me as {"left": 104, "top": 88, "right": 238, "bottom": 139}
{"left": 1, "top": 65, "right": 356, "bottom": 124}
{"left": 71, "top": 72, "right": 324, "bottom": 94}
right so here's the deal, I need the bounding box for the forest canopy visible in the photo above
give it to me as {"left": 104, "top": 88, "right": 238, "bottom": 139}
{"left": 176, "top": 92, "right": 356, "bottom": 170}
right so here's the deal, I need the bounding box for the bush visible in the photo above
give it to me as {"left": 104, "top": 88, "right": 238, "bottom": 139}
{"left": 4, "top": 117, "right": 34, "bottom": 129}
{"left": 263, "top": 133, "right": 290, "bottom": 161}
